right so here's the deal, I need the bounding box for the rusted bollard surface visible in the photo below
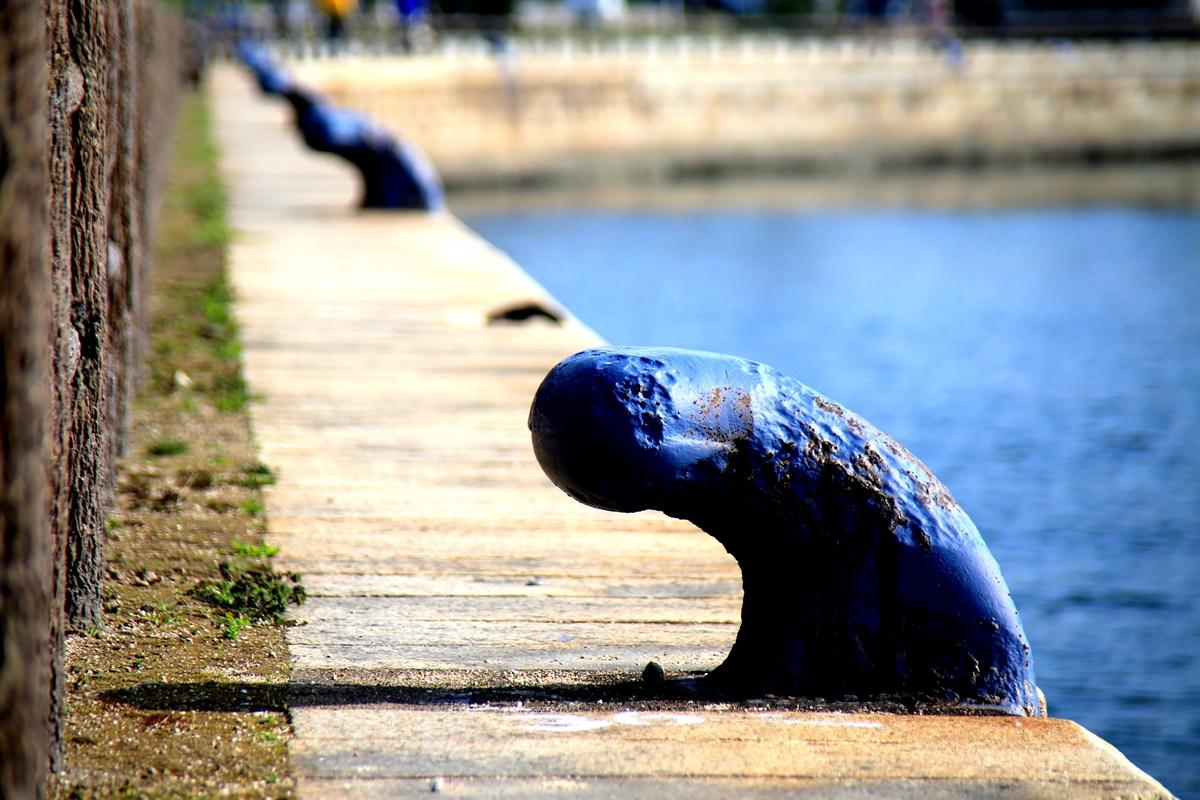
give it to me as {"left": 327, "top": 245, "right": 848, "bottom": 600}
{"left": 529, "top": 347, "right": 1040, "bottom": 716}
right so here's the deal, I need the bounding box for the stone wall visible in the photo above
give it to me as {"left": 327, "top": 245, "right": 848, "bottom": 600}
{"left": 290, "top": 39, "right": 1200, "bottom": 186}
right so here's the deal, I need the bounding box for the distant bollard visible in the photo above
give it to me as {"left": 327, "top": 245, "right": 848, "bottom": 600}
{"left": 282, "top": 87, "right": 374, "bottom": 155}
{"left": 236, "top": 41, "right": 291, "bottom": 96}
{"left": 375, "top": 138, "right": 445, "bottom": 211}
{"left": 282, "top": 88, "right": 444, "bottom": 211}
{"left": 235, "top": 42, "right": 444, "bottom": 211}
{"left": 529, "top": 347, "right": 1041, "bottom": 716}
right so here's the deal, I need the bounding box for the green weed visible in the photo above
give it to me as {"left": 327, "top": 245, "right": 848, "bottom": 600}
{"left": 147, "top": 439, "right": 189, "bottom": 457}
{"left": 180, "top": 98, "right": 230, "bottom": 249}
{"left": 194, "top": 561, "right": 306, "bottom": 626}
{"left": 147, "top": 603, "right": 180, "bottom": 627}
{"left": 241, "top": 498, "right": 265, "bottom": 516}
{"left": 213, "top": 374, "right": 254, "bottom": 413}
{"left": 215, "top": 338, "right": 242, "bottom": 361}
{"left": 218, "top": 612, "right": 251, "bottom": 641}
{"left": 239, "top": 462, "right": 277, "bottom": 488}
{"left": 188, "top": 182, "right": 230, "bottom": 248}
{"left": 232, "top": 541, "right": 279, "bottom": 559}
{"left": 201, "top": 276, "right": 236, "bottom": 337}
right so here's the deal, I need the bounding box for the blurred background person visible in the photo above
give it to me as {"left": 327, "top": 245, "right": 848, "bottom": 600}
{"left": 316, "top": 0, "right": 357, "bottom": 42}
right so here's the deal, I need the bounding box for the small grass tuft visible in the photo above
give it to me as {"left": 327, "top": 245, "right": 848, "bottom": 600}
{"left": 194, "top": 561, "right": 306, "bottom": 627}
{"left": 232, "top": 541, "right": 279, "bottom": 559}
{"left": 147, "top": 439, "right": 189, "bottom": 457}
{"left": 177, "top": 468, "right": 214, "bottom": 490}
{"left": 181, "top": 98, "right": 230, "bottom": 250}
{"left": 217, "top": 611, "right": 252, "bottom": 641}
{"left": 241, "top": 498, "right": 266, "bottom": 516}
{"left": 239, "top": 462, "right": 277, "bottom": 488}
{"left": 146, "top": 603, "right": 181, "bottom": 627}
{"left": 213, "top": 374, "right": 254, "bottom": 413}
{"left": 201, "top": 275, "right": 236, "bottom": 338}
{"left": 215, "top": 338, "right": 243, "bottom": 361}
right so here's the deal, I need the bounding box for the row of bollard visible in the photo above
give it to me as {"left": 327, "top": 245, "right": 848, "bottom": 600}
{"left": 237, "top": 41, "right": 445, "bottom": 212}
{"left": 235, "top": 43, "right": 1043, "bottom": 716}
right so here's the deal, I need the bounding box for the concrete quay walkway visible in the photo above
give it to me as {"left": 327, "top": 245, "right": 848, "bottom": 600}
{"left": 211, "top": 65, "right": 1172, "bottom": 799}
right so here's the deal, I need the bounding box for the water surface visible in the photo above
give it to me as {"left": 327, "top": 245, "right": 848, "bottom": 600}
{"left": 465, "top": 199, "right": 1200, "bottom": 797}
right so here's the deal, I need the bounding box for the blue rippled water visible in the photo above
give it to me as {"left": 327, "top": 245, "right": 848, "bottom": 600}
{"left": 465, "top": 204, "right": 1200, "bottom": 797}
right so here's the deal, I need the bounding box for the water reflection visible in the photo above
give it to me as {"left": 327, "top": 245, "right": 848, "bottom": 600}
{"left": 451, "top": 162, "right": 1200, "bottom": 215}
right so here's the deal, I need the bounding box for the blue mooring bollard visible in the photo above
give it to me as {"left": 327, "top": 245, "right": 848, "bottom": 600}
{"left": 529, "top": 347, "right": 1041, "bottom": 716}
{"left": 281, "top": 88, "right": 444, "bottom": 212}
{"left": 237, "top": 41, "right": 290, "bottom": 96}
{"left": 235, "top": 42, "right": 444, "bottom": 212}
